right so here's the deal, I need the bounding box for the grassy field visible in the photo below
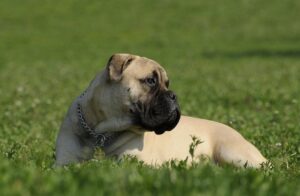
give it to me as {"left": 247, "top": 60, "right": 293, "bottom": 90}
{"left": 0, "top": 0, "right": 300, "bottom": 195}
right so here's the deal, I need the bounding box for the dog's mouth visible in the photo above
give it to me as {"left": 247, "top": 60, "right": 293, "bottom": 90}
{"left": 137, "top": 108, "right": 180, "bottom": 135}
{"left": 153, "top": 109, "right": 180, "bottom": 135}
{"left": 131, "top": 91, "right": 181, "bottom": 135}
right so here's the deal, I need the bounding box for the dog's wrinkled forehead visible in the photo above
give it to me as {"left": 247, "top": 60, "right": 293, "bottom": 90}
{"left": 106, "top": 53, "right": 169, "bottom": 88}
{"left": 124, "top": 55, "right": 169, "bottom": 85}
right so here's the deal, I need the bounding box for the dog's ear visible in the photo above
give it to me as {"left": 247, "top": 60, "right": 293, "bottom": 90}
{"left": 106, "top": 53, "right": 134, "bottom": 81}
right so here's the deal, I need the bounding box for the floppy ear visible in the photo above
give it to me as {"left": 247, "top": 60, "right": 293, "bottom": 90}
{"left": 106, "top": 53, "right": 134, "bottom": 81}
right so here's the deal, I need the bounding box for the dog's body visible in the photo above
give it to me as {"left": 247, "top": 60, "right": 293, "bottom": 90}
{"left": 55, "top": 54, "right": 267, "bottom": 167}
{"left": 100, "top": 116, "right": 267, "bottom": 167}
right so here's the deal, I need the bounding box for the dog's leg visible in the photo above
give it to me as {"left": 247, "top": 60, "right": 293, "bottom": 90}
{"left": 55, "top": 128, "right": 94, "bottom": 166}
{"left": 215, "top": 139, "right": 267, "bottom": 168}
{"left": 94, "top": 116, "right": 133, "bottom": 134}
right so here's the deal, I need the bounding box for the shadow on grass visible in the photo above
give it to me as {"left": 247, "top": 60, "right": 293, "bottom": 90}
{"left": 202, "top": 49, "right": 300, "bottom": 58}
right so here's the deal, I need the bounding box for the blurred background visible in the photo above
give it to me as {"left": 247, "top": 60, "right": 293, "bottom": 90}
{"left": 1, "top": 0, "right": 299, "bottom": 64}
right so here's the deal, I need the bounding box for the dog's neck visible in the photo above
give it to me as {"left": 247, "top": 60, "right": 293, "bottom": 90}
{"left": 77, "top": 88, "right": 136, "bottom": 148}
{"left": 79, "top": 93, "right": 102, "bottom": 129}
{"left": 76, "top": 89, "right": 109, "bottom": 146}
{"left": 76, "top": 100, "right": 141, "bottom": 150}
{"left": 79, "top": 75, "right": 109, "bottom": 126}
{"left": 80, "top": 72, "right": 108, "bottom": 126}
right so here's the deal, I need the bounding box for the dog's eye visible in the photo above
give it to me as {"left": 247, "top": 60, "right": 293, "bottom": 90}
{"left": 145, "top": 77, "right": 156, "bottom": 87}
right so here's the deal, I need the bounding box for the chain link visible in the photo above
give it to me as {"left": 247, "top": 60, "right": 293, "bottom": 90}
{"left": 76, "top": 99, "right": 107, "bottom": 147}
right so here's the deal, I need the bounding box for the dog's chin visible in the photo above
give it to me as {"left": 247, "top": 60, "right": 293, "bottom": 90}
{"left": 137, "top": 108, "right": 181, "bottom": 135}
{"left": 154, "top": 130, "right": 165, "bottom": 135}
{"left": 154, "top": 109, "right": 181, "bottom": 135}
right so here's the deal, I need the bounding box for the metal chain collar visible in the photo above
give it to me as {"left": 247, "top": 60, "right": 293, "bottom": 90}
{"left": 76, "top": 91, "right": 123, "bottom": 147}
{"left": 76, "top": 103, "right": 106, "bottom": 147}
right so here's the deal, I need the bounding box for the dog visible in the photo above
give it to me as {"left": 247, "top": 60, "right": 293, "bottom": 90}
{"left": 55, "top": 53, "right": 267, "bottom": 167}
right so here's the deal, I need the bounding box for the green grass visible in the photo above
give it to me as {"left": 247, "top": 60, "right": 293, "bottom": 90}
{"left": 0, "top": 0, "right": 300, "bottom": 195}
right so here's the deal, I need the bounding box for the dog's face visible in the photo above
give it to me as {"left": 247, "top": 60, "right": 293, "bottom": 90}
{"left": 106, "top": 53, "right": 181, "bottom": 135}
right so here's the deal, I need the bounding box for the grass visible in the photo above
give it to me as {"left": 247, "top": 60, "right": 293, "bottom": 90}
{"left": 0, "top": 0, "right": 300, "bottom": 195}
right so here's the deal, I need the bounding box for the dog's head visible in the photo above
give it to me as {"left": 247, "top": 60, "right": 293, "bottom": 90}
{"left": 106, "top": 53, "right": 181, "bottom": 135}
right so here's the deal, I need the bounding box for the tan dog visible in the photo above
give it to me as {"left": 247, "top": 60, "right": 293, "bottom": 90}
{"left": 55, "top": 54, "right": 267, "bottom": 167}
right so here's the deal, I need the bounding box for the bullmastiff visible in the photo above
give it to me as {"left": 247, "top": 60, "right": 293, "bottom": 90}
{"left": 55, "top": 53, "right": 267, "bottom": 167}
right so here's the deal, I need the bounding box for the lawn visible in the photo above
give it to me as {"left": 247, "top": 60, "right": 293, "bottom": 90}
{"left": 0, "top": 0, "right": 299, "bottom": 195}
